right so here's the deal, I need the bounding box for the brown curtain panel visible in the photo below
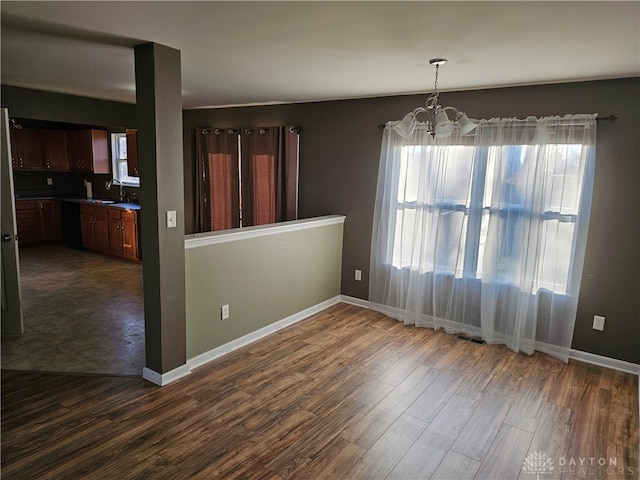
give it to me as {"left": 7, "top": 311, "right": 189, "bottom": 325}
{"left": 194, "top": 128, "right": 240, "bottom": 232}
{"left": 240, "top": 126, "right": 299, "bottom": 227}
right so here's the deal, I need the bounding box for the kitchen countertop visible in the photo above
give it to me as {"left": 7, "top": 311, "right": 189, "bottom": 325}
{"left": 16, "top": 196, "right": 141, "bottom": 211}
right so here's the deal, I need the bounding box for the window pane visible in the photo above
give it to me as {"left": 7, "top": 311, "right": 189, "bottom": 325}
{"left": 118, "top": 136, "right": 128, "bottom": 160}
{"left": 537, "top": 220, "right": 574, "bottom": 294}
{"left": 399, "top": 145, "right": 474, "bottom": 205}
{"left": 392, "top": 208, "right": 417, "bottom": 269}
{"left": 543, "top": 144, "right": 584, "bottom": 214}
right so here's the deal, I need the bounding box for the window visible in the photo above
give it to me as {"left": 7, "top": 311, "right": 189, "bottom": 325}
{"left": 371, "top": 114, "right": 596, "bottom": 360}
{"left": 392, "top": 143, "right": 587, "bottom": 295}
{"left": 111, "top": 133, "right": 140, "bottom": 187}
{"left": 194, "top": 126, "right": 299, "bottom": 233}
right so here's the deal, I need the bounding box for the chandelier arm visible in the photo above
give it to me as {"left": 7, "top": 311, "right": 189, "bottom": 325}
{"left": 411, "top": 107, "right": 427, "bottom": 117}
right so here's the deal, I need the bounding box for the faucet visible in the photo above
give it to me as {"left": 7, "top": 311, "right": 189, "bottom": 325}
{"left": 106, "top": 178, "right": 126, "bottom": 202}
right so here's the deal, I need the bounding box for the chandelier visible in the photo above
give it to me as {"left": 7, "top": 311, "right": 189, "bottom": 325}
{"left": 394, "top": 58, "right": 477, "bottom": 138}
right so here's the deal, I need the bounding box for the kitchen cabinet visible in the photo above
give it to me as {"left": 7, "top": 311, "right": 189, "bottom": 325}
{"left": 15, "top": 199, "right": 62, "bottom": 246}
{"left": 10, "top": 128, "right": 43, "bottom": 171}
{"left": 125, "top": 129, "right": 139, "bottom": 177}
{"left": 41, "top": 129, "right": 70, "bottom": 171}
{"left": 68, "top": 129, "right": 110, "bottom": 174}
{"left": 108, "top": 207, "right": 139, "bottom": 260}
{"left": 80, "top": 204, "right": 109, "bottom": 253}
{"left": 80, "top": 203, "right": 140, "bottom": 261}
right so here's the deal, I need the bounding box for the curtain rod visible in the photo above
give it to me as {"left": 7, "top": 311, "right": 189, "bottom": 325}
{"left": 377, "top": 115, "right": 618, "bottom": 130}
{"left": 200, "top": 125, "right": 302, "bottom": 135}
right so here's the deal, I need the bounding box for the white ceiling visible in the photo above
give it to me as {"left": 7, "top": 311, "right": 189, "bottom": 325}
{"left": 2, "top": 1, "right": 639, "bottom": 109}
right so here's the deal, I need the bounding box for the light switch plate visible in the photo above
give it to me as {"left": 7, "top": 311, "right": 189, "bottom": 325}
{"left": 166, "top": 210, "right": 177, "bottom": 228}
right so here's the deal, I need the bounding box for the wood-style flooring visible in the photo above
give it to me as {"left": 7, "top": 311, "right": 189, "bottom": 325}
{"left": 2, "top": 303, "right": 638, "bottom": 479}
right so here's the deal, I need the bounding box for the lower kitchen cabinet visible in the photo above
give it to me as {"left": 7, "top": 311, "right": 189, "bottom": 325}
{"left": 81, "top": 203, "right": 140, "bottom": 261}
{"left": 80, "top": 204, "right": 109, "bottom": 253}
{"left": 108, "top": 208, "right": 139, "bottom": 261}
{"left": 15, "top": 199, "right": 62, "bottom": 246}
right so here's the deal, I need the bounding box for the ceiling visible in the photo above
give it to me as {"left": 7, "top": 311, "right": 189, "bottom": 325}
{"left": 2, "top": 1, "right": 639, "bottom": 109}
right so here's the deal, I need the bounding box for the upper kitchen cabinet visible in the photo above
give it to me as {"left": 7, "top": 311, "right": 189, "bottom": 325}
{"left": 125, "top": 129, "right": 139, "bottom": 177}
{"left": 68, "top": 129, "right": 110, "bottom": 174}
{"left": 41, "top": 129, "right": 70, "bottom": 171}
{"left": 10, "top": 127, "right": 43, "bottom": 170}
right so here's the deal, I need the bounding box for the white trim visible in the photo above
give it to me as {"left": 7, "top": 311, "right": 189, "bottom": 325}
{"left": 142, "top": 364, "right": 191, "bottom": 386}
{"left": 187, "top": 295, "right": 342, "bottom": 371}
{"left": 569, "top": 349, "right": 640, "bottom": 376}
{"left": 340, "top": 295, "right": 640, "bottom": 376}
{"left": 184, "top": 215, "right": 346, "bottom": 249}
{"left": 340, "top": 295, "right": 371, "bottom": 309}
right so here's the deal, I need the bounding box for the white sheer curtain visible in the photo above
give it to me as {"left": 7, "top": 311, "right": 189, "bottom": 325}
{"left": 369, "top": 114, "right": 597, "bottom": 362}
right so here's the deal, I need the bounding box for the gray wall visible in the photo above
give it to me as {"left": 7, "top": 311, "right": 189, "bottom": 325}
{"left": 1, "top": 85, "right": 136, "bottom": 128}
{"left": 183, "top": 78, "right": 640, "bottom": 365}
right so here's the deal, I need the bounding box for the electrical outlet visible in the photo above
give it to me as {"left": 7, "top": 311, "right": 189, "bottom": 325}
{"left": 221, "top": 304, "right": 229, "bottom": 320}
{"left": 593, "top": 315, "right": 605, "bottom": 331}
{"left": 47, "top": 177, "right": 53, "bottom": 186}
{"left": 355, "top": 269, "right": 362, "bottom": 281}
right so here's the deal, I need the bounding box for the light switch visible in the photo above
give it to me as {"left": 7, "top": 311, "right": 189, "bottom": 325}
{"left": 166, "top": 210, "right": 177, "bottom": 228}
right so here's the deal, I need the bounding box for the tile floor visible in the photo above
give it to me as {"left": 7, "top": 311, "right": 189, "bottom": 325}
{"left": 1, "top": 244, "right": 145, "bottom": 376}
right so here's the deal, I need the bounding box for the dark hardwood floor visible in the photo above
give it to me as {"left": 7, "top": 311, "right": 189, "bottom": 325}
{"left": 2, "top": 303, "right": 638, "bottom": 479}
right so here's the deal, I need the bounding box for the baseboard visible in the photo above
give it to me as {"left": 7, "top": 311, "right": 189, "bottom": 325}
{"left": 340, "top": 295, "right": 640, "bottom": 376}
{"left": 187, "top": 295, "right": 343, "bottom": 371}
{"left": 142, "top": 365, "right": 191, "bottom": 386}
{"left": 569, "top": 349, "right": 640, "bottom": 375}
{"left": 144, "top": 295, "right": 638, "bottom": 385}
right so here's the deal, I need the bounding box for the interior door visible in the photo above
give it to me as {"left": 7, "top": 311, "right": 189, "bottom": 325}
{"left": 1, "top": 108, "right": 24, "bottom": 335}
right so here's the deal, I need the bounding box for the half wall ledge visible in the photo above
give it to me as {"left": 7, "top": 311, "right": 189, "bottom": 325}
{"left": 184, "top": 215, "right": 346, "bottom": 249}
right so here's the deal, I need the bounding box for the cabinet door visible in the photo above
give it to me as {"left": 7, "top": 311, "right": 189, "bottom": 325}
{"left": 121, "top": 210, "right": 138, "bottom": 260}
{"left": 90, "top": 129, "right": 110, "bottom": 174}
{"left": 38, "top": 200, "right": 62, "bottom": 242}
{"left": 69, "top": 130, "right": 110, "bottom": 174}
{"left": 80, "top": 205, "right": 95, "bottom": 248}
{"left": 15, "top": 200, "right": 40, "bottom": 245}
{"left": 125, "top": 129, "right": 139, "bottom": 177}
{"left": 69, "top": 130, "right": 93, "bottom": 172}
{"left": 42, "top": 130, "right": 70, "bottom": 171}
{"left": 10, "top": 128, "right": 18, "bottom": 169}
{"left": 93, "top": 206, "right": 110, "bottom": 253}
{"left": 108, "top": 209, "right": 123, "bottom": 256}
{"left": 13, "top": 128, "right": 43, "bottom": 170}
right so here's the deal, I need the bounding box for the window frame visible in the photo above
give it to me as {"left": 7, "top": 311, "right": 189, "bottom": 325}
{"left": 110, "top": 132, "right": 140, "bottom": 187}
{"left": 391, "top": 142, "right": 586, "bottom": 295}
